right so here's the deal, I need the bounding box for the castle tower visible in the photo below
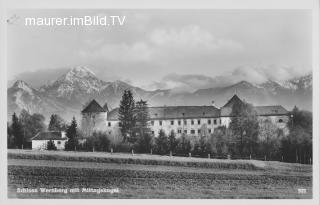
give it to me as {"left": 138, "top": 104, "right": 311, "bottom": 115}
{"left": 81, "top": 99, "right": 107, "bottom": 137}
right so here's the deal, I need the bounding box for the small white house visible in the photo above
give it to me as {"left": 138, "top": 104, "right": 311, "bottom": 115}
{"left": 31, "top": 131, "right": 67, "bottom": 150}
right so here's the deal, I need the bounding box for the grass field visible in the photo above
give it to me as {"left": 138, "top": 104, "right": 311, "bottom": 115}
{"left": 7, "top": 149, "right": 312, "bottom": 199}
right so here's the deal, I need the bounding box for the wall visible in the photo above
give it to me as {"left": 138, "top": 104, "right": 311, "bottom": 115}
{"left": 106, "top": 117, "right": 222, "bottom": 137}
{"left": 81, "top": 112, "right": 108, "bottom": 137}
{"left": 32, "top": 140, "right": 67, "bottom": 150}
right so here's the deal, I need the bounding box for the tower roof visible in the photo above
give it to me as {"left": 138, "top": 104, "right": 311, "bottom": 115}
{"left": 222, "top": 94, "right": 243, "bottom": 108}
{"left": 81, "top": 99, "right": 106, "bottom": 113}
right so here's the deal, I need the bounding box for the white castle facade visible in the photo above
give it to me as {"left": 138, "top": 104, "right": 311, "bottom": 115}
{"left": 81, "top": 95, "right": 289, "bottom": 138}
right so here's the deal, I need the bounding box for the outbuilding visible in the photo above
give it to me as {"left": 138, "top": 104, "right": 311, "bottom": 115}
{"left": 31, "top": 131, "right": 67, "bottom": 150}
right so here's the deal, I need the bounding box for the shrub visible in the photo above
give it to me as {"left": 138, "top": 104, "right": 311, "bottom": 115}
{"left": 46, "top": 140, "right": 57, "bottom": 150}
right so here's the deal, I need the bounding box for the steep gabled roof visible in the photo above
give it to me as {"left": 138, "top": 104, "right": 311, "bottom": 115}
{"left": 81, "top": 99, "right": 105, "bottom": 113}
{"left": 254, "top": 105, "right": 288, "bottom": 116}
{"left": 32, "top": 131, "right": 67, "bottom": 141}
{"left": 107, "top": 106, "right": 220, "bottom": 121}
{"left": 222, "top": 94, "right": 243, "bottom": 108}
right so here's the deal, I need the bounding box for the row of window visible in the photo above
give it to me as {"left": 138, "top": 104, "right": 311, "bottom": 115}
{"left": 107, "top": 119, "right": 221, "bottom": 127}
{"left": 151, "top": 128, "right": 213, "bottom": 135}
{"left": 150, "top": 119, "right": 221, "bottom": 126}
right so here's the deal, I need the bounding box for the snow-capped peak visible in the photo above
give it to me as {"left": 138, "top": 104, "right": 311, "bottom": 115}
{"left": 63, "top": 66, "right": 97, "bottom": 81}
{"left": 12, "top": 80, "right": 34, "bottom": 93}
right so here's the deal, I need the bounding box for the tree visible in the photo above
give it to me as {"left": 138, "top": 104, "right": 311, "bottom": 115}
{"left": 86, "top": 132, "right": 111, "bottom": 152}
{"left": 209, "top": 126, "right": 229, "bottom": 156}
{"left": 168, "top": 130, "right": 178, "bottom": 154}
{"left": 176, "top": 134, "right": 192, "bottom": 156}
{"left": 19, "top": 109, "right": 46, "bottom": 148}
{"left": 11, "top": 113, "right": 24, "bottom": 149}
{"left": 46, "top": 140, "right": 57, "bottom": 150}
{"left": 118, "top": 90, "right": 136, "bottom": 142}
{"left": 258, "top": 119, "right": 282, "bottom": 160}
{"left": 65, "top": 117, "right": 79, "bottom": 151}
{"left": 134, "top": 100, "right": 150, "bottom": 135}
{"left": 134, "top": 133, "right": 154, "bottom": 153}
{"left": 229, "top": 101, "right": 259, "bottom": 157}
{"left": 155, "top": 129, "right": 168, "bottom": 155}
{"left": 282, "top": 107, "right": 312, "bottom": 163}
{"left": 48, "top": 114, "right": 67, "bottom": 131}
{"left": 7, "top": 123, "right": 15, "bottom": 148}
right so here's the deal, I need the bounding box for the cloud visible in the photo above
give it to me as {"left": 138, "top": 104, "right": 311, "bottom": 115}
{"left": 78, "top": 25, "right": 243, "bottom": 64}
{"left": 147, "top": 64, "right": 311, "bottom": 92}
{"left": 231, "top": 65, "right": 311, "bottom": 83}
{"left": 149, "top": 26, "right": 243, "bottom": 52}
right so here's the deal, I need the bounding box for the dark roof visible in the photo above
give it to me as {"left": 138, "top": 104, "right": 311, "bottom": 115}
{"left": 32, "top": 131, "right": 67, "bottom": 141}
{"left": 221, "top": 105, "right": 288, "bottom": 117}
{"left": 107, "top": 106, "right": 221, "bottom": 121}
{"left": 254, "top": 105, "right": 288, "bottom": 116}
{"left": 222, "top": 94, "right": 243, "bottom": 108}
{"left": 81, "top": 99, "right": 106, "bottom": 113}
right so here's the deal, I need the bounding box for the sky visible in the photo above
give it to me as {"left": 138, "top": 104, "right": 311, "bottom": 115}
{"left": 7, "top": 9, "right": 312, "bottom": 91}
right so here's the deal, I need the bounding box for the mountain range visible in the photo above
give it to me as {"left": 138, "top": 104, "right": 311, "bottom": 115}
{"left": 7, "top": 66, "right": 312, "bottom": 122}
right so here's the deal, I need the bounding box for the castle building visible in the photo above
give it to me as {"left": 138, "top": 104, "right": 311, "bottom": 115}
{"left": 81, "top": 95, "right": 289, "bottom": 138}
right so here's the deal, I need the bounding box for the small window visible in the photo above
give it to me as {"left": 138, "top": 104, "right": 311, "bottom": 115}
{"left": 198, "top": 119, "right": 201, "bottom": 125}
{"left": 208, "top": 129, "right": 212, "bottom": 133}
{"left": 219, "top": 119, "right": 222, "bottom": 124}
{"left": 178, "top": 120, "right": 181, "bottom": 125}
{"left": 208, "top": 119, "right": 211, "bottom": 124}
{"left": 171, "top": 120, "right": 174, "bottom": 125}
{"left": 178, "top": 129, "right": 182, "bottom": 134}
{"left": 191, "top": 120, "right": 194, "bottom": 125}
{"left": 108, "top": 131, "right": 112, "bottom": 134}
{"left": 184, "top": 120, "right": 187, "bottom": 125}
{"left": 214, "top": 119, "right": 217, "bottom": 125}
{"left": 108, "top": 122, "right": 111, "bottom": 127}
{"left": 184, "top": 130, "right": 187, "bottom": 134}
{"left": 278, "top": 119, "right": 283, "bottom": 123}
{"left": 151, "top": 131, "right": 154, "bottom": 135}
{"left": 151, "top": 121, "right": 154, "bottom": 126}
{"left": 119, "top": 122, "right": 122, "bottom": 126}
{"left": 191, "top": 129, "right": 195, "bottom": 134}
{"left": 159, "top": 121, "right": 163, "bottom": 126}
{"left": 57, "top": 141, "right": 61, "bottom": 145}
{"left": 198, "top": 129, "right": 201, "bottom": 134}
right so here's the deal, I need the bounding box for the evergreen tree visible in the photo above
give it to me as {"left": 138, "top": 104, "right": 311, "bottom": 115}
{"left": 118, "top": 90, "right": 136, "bottom": 142}
{"left": 155, "top": 129, "right": 169, "bottom": 155}
{"left": 48, "top": 114, "right": 67, "bottom": 131}
{"left": 7, "top": 123, "right": 15, "bottom": 148}
{"left": 65, "top": 117, "right": 78, "bottom": 151}
{"left": 11, "top": 113, "right": 24, "bottom": 149}
{"left": 47, "top": 140, "right": 57, "bottom": 150}
{"left": 168, "top": 130, "right": 178, "bottom": 153}
{"left": 134, "top": 100, "right": 150, "bottom": 133}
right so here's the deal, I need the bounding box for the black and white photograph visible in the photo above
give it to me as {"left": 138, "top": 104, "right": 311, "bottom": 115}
{"left": 1, "top": 0, "right": 319, "bottom": 202}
